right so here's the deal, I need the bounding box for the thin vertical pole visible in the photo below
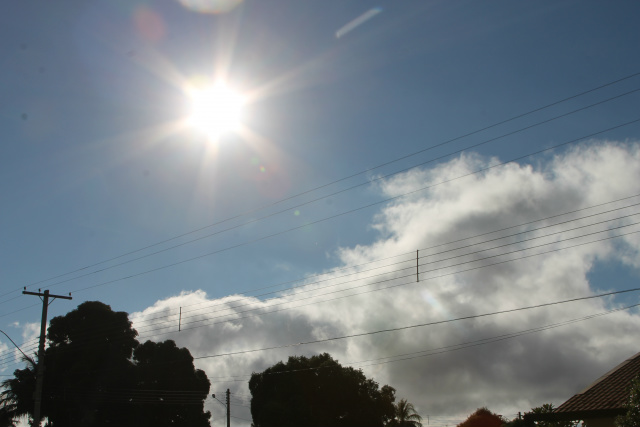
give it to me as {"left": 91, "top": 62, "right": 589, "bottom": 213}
{"left": 22, "top": 290, "right": 71, "bottom": 427}
{"left": 226, "top": 388, "right": 230, "bottom": 427}
{"left": 32, "top": 290, "right": 49, "bottom": 427}
{"left": 416, "top": 250, "right": 419, "bottom": 282}
{"left": 179, "top": 307, "right": 182, "bottom": 332}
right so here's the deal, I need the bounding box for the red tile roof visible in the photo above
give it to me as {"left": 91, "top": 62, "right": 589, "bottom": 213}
{"left": 555, "top": 351, "right": 640, "bottom": 415}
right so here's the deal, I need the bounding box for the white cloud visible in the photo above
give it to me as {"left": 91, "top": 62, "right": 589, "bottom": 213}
{"left": 132, "top": 141, "right": 640, "bottom": 426}
{"left": 0, "top": 322, "right": 39, "bottom": 377}
{"left": 21, "top": 322, "right": 40, "bottom": 349}
{"left": 0, "top": 341, "right": 9, "bottom": 373}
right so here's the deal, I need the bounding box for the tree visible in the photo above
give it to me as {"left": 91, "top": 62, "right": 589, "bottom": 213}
{"left": 43, "top": 301, "right": 139, "bottom": 426}
{"left": 389, "top": 399, "right": 423, "bottom": 427}
{"left": 528, "top": 404, "right": 578, "bottom": 427}
{"left": 616, "top": 375, "right": 640, "bottom": 427}
{"left": 0, "top": 301, "right": 211, "bottom": 427}
{"left": 0, "top": 356, "right": 36, "bottom": 427}
{"left": 456, "top": 407, "right": 505, "bottom": 427}
{"left": 130, "top": 340, "right": 211, "bottom": 427}
{"left": 249, "top": 353, "right": 396, "bottom": 427}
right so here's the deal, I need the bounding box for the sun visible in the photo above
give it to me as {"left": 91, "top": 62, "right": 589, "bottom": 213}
{"left": 187, "top": 82, "right": 245, "bottom": 140}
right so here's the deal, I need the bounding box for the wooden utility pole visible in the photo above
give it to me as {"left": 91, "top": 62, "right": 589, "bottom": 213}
{"left": 226, "top": 388, "right": 231, "bottom": 427}
{"left": 23, "top": 289, "right": 72, "bottom": 427}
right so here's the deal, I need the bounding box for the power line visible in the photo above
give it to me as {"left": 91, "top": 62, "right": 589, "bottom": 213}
{"left": 17, "top": 87, "right": 640, "bottom": 298}
{"left": 5, "top": 232, "right": 638, "bottom": 375}
{"left": 192, "top": 287, "right": 640, "bottom": 360}
{"left": 10, "top": 302, "right": 638, "bottom": 398}
{"left": 120, "top": 193, "right": 640, "bottom": 328}
{"left": 19, "top": 193, "right": 640, "bottom": 343}
{"left": 4, "top": 182, "right": 639, "bottom": 363}
{"left": 6, "top": 195, "right": 634, "bottom": 364}
{"left": 0, "top": 329, "right": 33, "bottom": 362}
{"left": 133, "top": 205, "right": 640, "bottom": 330}
{"left": 5, "top": 72, "right": 638, "bottom": 301}
{"left": 351, "top": 304, "right": 639, "bottom": 369}
{"left": 3, "top": 221, "right": 636, "bottom": 372}
{"left": 62, "top": 215, "right": 640, "bottom": 348}
{"left": 46, "top": 118, "right": 640, "bottom": 297}
{"left": 134, "top": 196, "right": 640, "bottom": 327}
{"left": 132, "top": 216, "right": 640, "bottom": 336}
{"left": 0, "top": 303, "right": 41, "bottom": 320}
{"left": 3, "top": 78, "right": 638, "bottom": 366}
{"left": 2, "top": 222, "right": 637, "bottom": 373}
{"left": 198, "top": 302, "right": 640, "bottom": 383}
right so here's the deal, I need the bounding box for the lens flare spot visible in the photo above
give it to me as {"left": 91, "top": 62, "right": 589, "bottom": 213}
{"left": 134, "top": 6, "right": 166, "bottom": 42}
{"left": 420, "top": 290, "right": 450, "bottom": 318}
{"left": 260, "top": 166, "right": 266, "bottom": 173}
{"left": 176, "top": 0, "right": 243, "bottom": 14}
{"left": 294, "top": 210, "right": 300, "bottom": 216}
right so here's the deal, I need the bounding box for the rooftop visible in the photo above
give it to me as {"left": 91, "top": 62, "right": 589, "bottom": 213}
{"left": 555, "top": 351, "right": 640, "bottom": 417}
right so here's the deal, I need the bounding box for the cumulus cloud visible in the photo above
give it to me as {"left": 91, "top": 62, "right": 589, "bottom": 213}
{"left": 20, "top": 322, "right": 40, "bottom": 345}
{"left": 0, "top": 322, "right": 39, "bottom": 379}
{"left": 132, "top": 141, "right": 640, "bottom": 426}
{"left": 0, "top": 342, "right": 9, "bottom": 370}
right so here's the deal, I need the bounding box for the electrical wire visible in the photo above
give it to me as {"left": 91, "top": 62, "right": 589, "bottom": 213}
{"left": 125, "top": 209, "right": 640, "bottom": 335}
{"left": 2, "top": 220, "right": 638, "bottom": 376}
{"left": 2, "top": 108, "right": 637, "bottom": 360}
{"left": 15, "top": 87, "right": 640, "bottom": 299}
{"left": 120, "top": 193, "right": 640, "bottom": 329}
{"left": 4, "top": 72, "right": 638, "bottom": 302}
{"left": 2, "top": 220, "right": 637, "bottom": 371}
{"left": 131, "top": 204, "right": 640, "bottom": 330}
{"left": 3, "top": 77, "right": 639, "bottom": 367}
{"left": 198, "top": 302, "right": 640, "bottom": 383}
{"left": 46, "top": 118, "right": 640, "bottom": 298}
{"left": 192, "top": 288, "right": 640, "bottom": 360}
{"left": 5, "top": 259, "right": 638, "bottom": 376}
{"left": 10, "top": 208, "right": 632, "bottom": 360}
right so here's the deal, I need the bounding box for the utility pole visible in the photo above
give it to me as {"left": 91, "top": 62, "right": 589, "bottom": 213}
{"left": 226, "top": 388, "right": 230, "bottom": 427}
{"left": 23, "top": 289, "right": 72, "bottom": 427}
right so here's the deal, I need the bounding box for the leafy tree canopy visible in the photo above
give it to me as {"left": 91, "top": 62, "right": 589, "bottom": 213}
{"left": 528, "top": 404, "right": 578, "bottom": 427}
{"left": 456, "top": 407, "right": 505, "bottom": 427}
{"left": 504, "top": 403, "right": 579, "bottom": 427}
{"left": 616, "top": 375, "right": 640, "bottom": 427}
{"left": 249, "top": 353, "right": 396, "bottom": 427}
{"left": 0, "top": 301, "right": 211, "bottom": 427}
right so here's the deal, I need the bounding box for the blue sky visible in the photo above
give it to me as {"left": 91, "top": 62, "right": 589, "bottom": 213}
{"left": 2, "top": 1, "right": 640, "bottom": 425}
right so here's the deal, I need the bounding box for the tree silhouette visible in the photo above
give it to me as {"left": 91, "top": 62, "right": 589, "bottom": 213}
{"left": 528, "top": 404, "right": 578, "bottom": 427}
{"left": 249, "top": 353, "right": 396, "bottom": 427}
{"left": 457, "top": 407, "right": 505, "bottom": 427}
{"left": 0, "top": 356, "right": 36, "bottom": 426}
{"left": 130, "top": 340, "right": 211, "bottom": 427}
{"left": 0, "top": 301, "right": 211, "bottom": 427}
{"left": 389, "top": 399, "right": 423, "bottom": 427}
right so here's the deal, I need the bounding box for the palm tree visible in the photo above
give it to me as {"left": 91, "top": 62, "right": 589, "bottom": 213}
{"left": 0, "top": 356, "right": 36, "bottom": 427}
{"left": 389, "top": 398, "right": 423, "bottom": 427}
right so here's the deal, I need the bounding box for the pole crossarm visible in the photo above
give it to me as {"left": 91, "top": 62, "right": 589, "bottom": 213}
{"left": 22, "top": 290, "right": 73, "bottom": 300}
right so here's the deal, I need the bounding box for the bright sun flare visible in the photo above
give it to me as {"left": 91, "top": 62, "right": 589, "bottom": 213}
{"left": 187, "top": 83, "right": 244, "bottom": 139}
